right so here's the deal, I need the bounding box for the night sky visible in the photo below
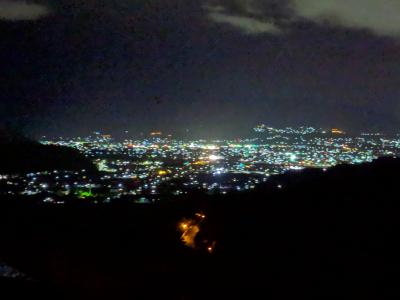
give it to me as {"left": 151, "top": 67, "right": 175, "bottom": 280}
{"left": 1, "top": 0, "right": 400, "bottom": 138}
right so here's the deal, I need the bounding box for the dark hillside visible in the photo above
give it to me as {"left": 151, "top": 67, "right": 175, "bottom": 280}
{"left": 0, "top": 157, "right": 399, "bottom": 298}
{"left": 0, "top": 133, "right": 96, "bottom": 174}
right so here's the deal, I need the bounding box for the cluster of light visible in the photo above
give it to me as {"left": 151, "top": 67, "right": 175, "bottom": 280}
{"left": 2, "top": 128, "right": 399, "bottom": 201}
{"left": 178, "top": 212, "right": 212, "bottom": 252}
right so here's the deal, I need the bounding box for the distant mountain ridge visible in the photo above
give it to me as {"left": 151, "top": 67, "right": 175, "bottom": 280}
{"left": 0, "top": 130, "right": 96, "bottom": 174}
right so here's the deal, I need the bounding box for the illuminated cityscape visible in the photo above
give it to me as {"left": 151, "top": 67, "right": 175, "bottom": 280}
{"left": 1, "top": 125, "right": 399, "bottom": 204}
{"left": 3, "top": 1, "right": 400, "bottom": 296}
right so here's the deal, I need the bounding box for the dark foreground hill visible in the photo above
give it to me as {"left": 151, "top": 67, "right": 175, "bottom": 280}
{"left": 0, "top": 157, "right": 400, "bottom": 298}
{"left": 0, "top": 139, "right": 96, "bottom": 174}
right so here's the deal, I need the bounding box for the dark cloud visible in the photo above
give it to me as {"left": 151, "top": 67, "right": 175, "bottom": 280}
{"left": 0, "top": 0, "right": 50, "bottom": 21}
{"left": 205, "top": 4, "right": 280, "bottom": 34}
{"left": 1, "top": 0, "right": 400, "bottom": 137}
{"left": 205, "top": 0, "right": 400, "bottom": 38}
{"left": 291, "top": 0, "right": 400, "bottom": 38}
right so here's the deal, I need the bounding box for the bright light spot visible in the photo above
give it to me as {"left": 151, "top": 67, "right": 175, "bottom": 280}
{"left": 209, "top": 154, "right": 223, "bottom": 161}
{"left": 289, "top": 166, "right": 304, "bottom": 170}
{"left": 195, "top": 213, "right": 206, "bottom": 219}
{"left": 158, "top": 170, "right": 167, "bottom": 175}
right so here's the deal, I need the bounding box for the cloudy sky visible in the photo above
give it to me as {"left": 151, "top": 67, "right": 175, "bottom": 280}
{"left": 1, "top": 0, "right": 400, "bottom": 137}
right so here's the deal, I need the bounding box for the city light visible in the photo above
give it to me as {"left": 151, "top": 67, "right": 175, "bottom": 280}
{"left": 209, "top": 154, "right": 223, "bottom": 161}
{"left": 2, "top": 126, "right": 400, "bottom": 202}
